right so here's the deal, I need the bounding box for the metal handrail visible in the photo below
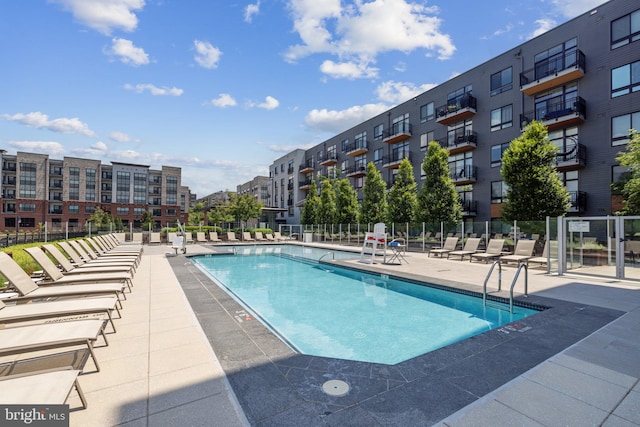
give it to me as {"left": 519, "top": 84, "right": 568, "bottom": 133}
{"left": 482, "top": 261, "right": 502, "bottom": 307}
{"left": 508, "top": 263, "right": 529, "bottom": 313}
{"left": 319, "top": 251, "right": 335, "bottom": 261}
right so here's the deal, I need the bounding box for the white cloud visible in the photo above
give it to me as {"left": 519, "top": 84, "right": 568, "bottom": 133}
{"left": 550, "top": 0, "right": 602, "bottom": 18}
{"left": 72, "top": 141, "right": 109, "bottom": 156}
{"left": 51, "top": 0, "right": 145, "bottom": 35}
{"left": 3, "top": 112, "right": 95, "bottom": 137}
{"left": 8, "top": 140, "right": 65, "bottom": 156}
{"left": 305, "top": 103, "right": 388, "bottom": 133}
{"left": 244, "top": 1, "right": 260, "bottom": 23}
{"left": 124, "top": 83, "right": 183, "bottom": 96}
{"left": 208, "top": 93, "right": 237, "bottom": 108}
{"left": 320, "top": 60, "right": 378, "bottom": 79}
{"left": 268, "top": 143, "right": 316, "bottom": 153}
{"left": 109, "top": 131, "right": 136, "bottom": 142}
{"left": 375, "top": 80, "right": 437, "bottom": 104}
{"left": 107, "top": 38, "right": 149, "bottom": 66}
{"left": 248, "top": 96, "right": 280, "bottom": 110}
{"left": 194, "top": 40, "right": 222, "bottom": 69}
{"left": 528, "top": 18, "right": 557, "bottom": 39}
{"left": 285, "top": 0, "right": 455, "bottom": 78}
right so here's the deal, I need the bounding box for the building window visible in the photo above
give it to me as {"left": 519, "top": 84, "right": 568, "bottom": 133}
{"left": 19, "top": 203, "right": 36, "bottom": 212}
{"left": 374, "top": 124, "right": 384, "bottom": 140}
{"left": 166, "top": 176, "right": 178, "bottom": 205}
{"left": 134, "top": 207, "right": 146, "bottom": 215}
{"left": 612, "top": 111, "right": 640, "bottom": 146}
{"left": 19, "top": 162, "right": 36, "bottom": 198}
{"left": 490, "top": 67, "right": 512, "bottom": 96}
{"left": 534, "top": 38, "right": 577, "bottom": 80}
{"left": 447, "top": 120, "right": 473, "bottom": 148}
{"left": 420, "top": 102, "right": 435, "bottom": 122}
{"left": 611, "top": 9, "right": 640, "bottom": 49}
{"left": 373, "top": 148, "right": 383, "bottom": 165}
{"left": 490, "top": 142, "right": 510, "bottom": 167}
{"left": 490, "top": 105, "right": 513, "bottom": 131}
{"left": 85, "top": 168, "right": 96, "bottom": 201}
{"left": 612, "top": 60, "right": 640, "bottom": 97}
{"left": 421, "top": 131, "right": 435, "bottom": 151}
{"left": 116, "top": 207, "right": 130, "bottom": 215}
{"left": 534, "top": 83, "right": 578, "bottom": 121}
{"left": 491, "top": 181, "right": 508, "bottom": 204}
{"left": 341, "top": 139, "right": 349, "bottom": 152}
{"left": 549, "top": 127, "right": 578, "bottom": 155}
{"left": 448, "top": 151, "right": 473, "bottom": 179}
{"left": 68, "top": 167, "right": 80, "bottom": 201}
{"left": 116, "top": 171, "right": 130, "bottom": 203}
{"left": 133, "top": 173, "right": 147, "bottom": 204}
{"left": 85, "top": 205, "right": 95, "bottom": 213}
{"left": 166, "top": 208, "right": 177, "bottom": 216}
{"left": 613, "top": 165, "right": 630, "bottom": 188}
{"left": 354, "top": 176, "right": 364, "bottom": 189}
{"left": 68, "top": 205, "right": 79, "bottom": 213}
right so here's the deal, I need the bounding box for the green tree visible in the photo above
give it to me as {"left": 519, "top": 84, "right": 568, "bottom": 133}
{"left": 501, "top": 120, "right": 570, "bottom": 220}
{"left": 335, "top": 178, "right": 359, "bottom": 224}
{"left": 188, "top": 202, "right": 206, "bottom": 225}
{"left": 140, "top": 210, "right": 154, "bottom": 230}
{"left": 615, "top": 130, "right": 640, "bottom": 214}
{"left": 228, "top": 193, "right": 263, "bottom": 228}
{"left": 318, "top": 178, "right": 337, "bottom": 224}
{"left": 360, "top": 162, "right": 387, "bottom": 224}
{"left": 87, "top": 206, "right": 109, "bottom": 230}
{"left": 417, "top": 141, "right": 462, "bottom": 225}
{"left": 387, "top": 158, "right": 417, "bottom": 223}
{"left": 301, "top": 180, "right": 321, "bottom": 225}
{"left": 207, "top": 200, "right": 234, "bottom": 225}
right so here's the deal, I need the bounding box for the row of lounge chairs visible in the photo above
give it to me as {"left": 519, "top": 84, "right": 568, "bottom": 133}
{"left": 428, "top": 237, "right": 550, "bottom": 267}
{"left": 0, "top": 233, "right": 143, "bottom": 410}
{"left": 165, "top": 231, "right": 292, "bottom": 244}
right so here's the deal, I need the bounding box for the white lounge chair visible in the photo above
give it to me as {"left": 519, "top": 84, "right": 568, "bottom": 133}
{"left": 428, "top": 237, "right": 459, "bottom": 258}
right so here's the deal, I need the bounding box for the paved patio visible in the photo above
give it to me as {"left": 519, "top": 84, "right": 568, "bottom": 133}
{"left": 3, "top": 241, "right": 637, "bottom": 426}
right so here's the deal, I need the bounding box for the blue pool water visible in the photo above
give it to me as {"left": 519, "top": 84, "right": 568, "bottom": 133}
{"left": 192, "top": 245, "right": 538, "bottom": 365}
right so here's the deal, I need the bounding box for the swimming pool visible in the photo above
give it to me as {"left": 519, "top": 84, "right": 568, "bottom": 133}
{"left": 192, "top": 245, "right": 539, "bottom": 365}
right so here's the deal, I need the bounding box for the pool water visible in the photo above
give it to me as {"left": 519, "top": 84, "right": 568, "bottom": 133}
{"left": 192, "top": 245, "right": 539, "bottom": 365}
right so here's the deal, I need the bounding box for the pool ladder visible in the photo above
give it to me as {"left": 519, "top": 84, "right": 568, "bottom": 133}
{"left": 319, "top": 251, "right": 335, "bottom": 261}
{"left": 483, "top": 261, "right": 528, "bottom": 313}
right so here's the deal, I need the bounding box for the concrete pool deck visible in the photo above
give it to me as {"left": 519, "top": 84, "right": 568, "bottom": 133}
{"left": 29, "top": 241, "right": 638, "bottom": 426}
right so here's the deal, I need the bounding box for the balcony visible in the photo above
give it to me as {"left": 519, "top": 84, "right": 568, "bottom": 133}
{"left": 461, "top": 200, "right": 478, "bottom": 217}
{"left": 299, "top": 160, "right": 315, "bottom": 174}
{"left": 2, "top": 164, "right": 16, "bottom": 172}
{"left": 287, "top": 182, "right": 294, "bottom": 190}
{"left": 383, "top": 150, "right": 411, "bottom": 169}
{"left": 568, "top": 191, "right": 587, "bottom": 213}
{"left": 556, "top": 142, "right": 586, "bottom": 171}
{"left": 299, "top": 179, "right": 312, "bottom": 190}
{"left": 318, "top": 151, "right": 338, "bottom": 167}
{"left": 346, "top": 164, "right": 367, "bottom": 178}
{"left": 49, "top": 195, "right": 63, "bottom": 201}
{"left": 450, "top": 165, "right": 477, "bottom": 185}
{"left": 539, "top": 97, "right": 586, "bottom": 131}
{"left": 436, "top": 95, "right": 477, "bottom": 125}
{"left": 520, "top": 50, "right": 586, "bottom": 96}
{"left": 287, "top": 166, "right": 294, "bottom": 175}
{"left": 383, "top": 122, "right": 412, "bottom": 144}
{"left": 446, "top": 132, "right": 477, "bottom": 155}
{"left": 346, "top": 139, "right": 368, "bottom": 156}
{"left": 48, "top": 207, "right": 63, "bottom": 215}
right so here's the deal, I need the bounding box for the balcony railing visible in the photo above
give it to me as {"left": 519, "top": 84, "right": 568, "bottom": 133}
{"left": 446, "top": 131, "right": 477, "bottom": 155}
{"left": 520, "top": 50, "right": 586, "bottom": 95}
{"left": 461, "top": 200, "right": 478, "bottom": 216}
{"left": 556, "top": 142, "right": 586, "bottom": 171}
{"left": 383, "top": 122, "right": 412, "bottom": 144}
{"left": 2, "top": 164, "right": 16, "bottom": 172}
{"left": 383, "top": 150, "right": 411, "bottom": 169}
{"left": 450, "top": 165, "right": 477, "bottom": 185}
{"left": 537, "top": 96, "right": 586, "bottom": 130}
{"left": 346, "top": 139, "right": 369, "bottom": 156}
{"left": 299, "top": 160, "right": 315, "bottom": 173}
{"left": 299, "top": 179, "right": 313, "bottom": 190}
{"left": 346, "top": 164, "right": 367, "bottom": 177}
{"left": 319, "top": 151, "right": 338, "bottom": 166}
{"left": 569, "top": 191, "right": 587, "bottom": 213}
{"left": 436, "top": 94, "right": 477, "bottom": 125}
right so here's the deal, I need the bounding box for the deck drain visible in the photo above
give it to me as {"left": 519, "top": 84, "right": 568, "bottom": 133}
{"left": 322, "top": 380, "right": 350, "bottom": 397}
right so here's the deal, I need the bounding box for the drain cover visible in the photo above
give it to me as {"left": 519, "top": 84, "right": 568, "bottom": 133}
{"left": 322, "top": 379, "right": 350, "bottom": 397}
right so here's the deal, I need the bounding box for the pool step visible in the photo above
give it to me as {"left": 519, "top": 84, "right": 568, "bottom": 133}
{"left": 484, "top": 299, "right": 512, "bottom": 312}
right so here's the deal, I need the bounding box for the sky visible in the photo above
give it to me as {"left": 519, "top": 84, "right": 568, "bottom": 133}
{"left": 0, "top": 0, "right": 605, "bottom": 197}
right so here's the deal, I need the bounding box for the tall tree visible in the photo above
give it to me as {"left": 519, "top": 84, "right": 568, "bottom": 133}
{"left": 387, "top": 158, "right": 417, "bottom": 224}
{"left": 335, "top": 178, "right": 359, "bottom": 224}
{"left": 615, "top": 130, "right": 640, "bottom": 214}
{"left": 207, "top": 200, "right": 234, "bottom": 226}
{"left": 360, "top": 162, "right": 387, "bottom": 225}
{"left": 301, "top": 180, "right": 321, "bottom": 225}
{"left": 417, "top": 141, "right": 462, "bottom": 225}
{"left": 188, "top": 202, "right": 206, "bottom": 225}
{"left": 228, "top": 193, "right": 263, "bottom": 227}
{"left": 318, "top": 178, "right": 337, "bottom": 224}
{"left": 140, "top": 210, "right": 154, "bottom": 230}
{"left": 501, "top": 120, "right": 570, "bottom": 221}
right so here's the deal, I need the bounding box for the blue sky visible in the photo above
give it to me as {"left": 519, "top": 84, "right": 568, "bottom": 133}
{"left": 0, "top": 0, "right": 604, "bottom": 196}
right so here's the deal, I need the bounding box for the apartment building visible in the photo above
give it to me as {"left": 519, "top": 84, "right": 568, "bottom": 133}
{"left": 0, "top": 151, "right": 191, "bottom": 230}
{"left": 269, "top": 0, "right": 640, "bottom": 228}
{"left": 237, "top": 176, "right": 271, "bottom": 208}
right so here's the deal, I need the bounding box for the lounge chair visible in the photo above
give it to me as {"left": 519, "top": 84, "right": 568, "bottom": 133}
{"left": 0, "top": 252, "right": 127, "bottom": 305}
{"left": 196, "top": 232, "right": 208, "bottom": 243}
{"left": 447, "top": 238, "right": 481, "bottom": 261}
{"left": 500, "top": 239, "right": 537, "bottom": 265}
{"left": 0, "top": 369, "right": 87, "bottom": 408}
{"left": 470, "top": 239, "right": 505, "bottom": 263}
{"left": 66, "top": 241, "right": 138, "bottom": 269}
{"left": 208, "top": 231, "right": 222, "bottom": 243}
{"left": 528, "top": 240, "right": 553, "bottom": 268}
{"left": 0, "top": 319, "right": 108, "bottom": 372}
{"left": 0, "top": 296, "right": 119, "bottom": 332}
{"left": 264, "top": 233, "right": 275, "bottom": 242}
{"left": 91, "top": 236, "right": 142, "bottom": 257}
{"left": 130, "top": 232, "right": 143, "bottom": 244}
{"left": 242, "top": 232, "right": 255, "bottom": 242}
{"left": 42, "top": 244, "right": 134, "bottom": 275}
{"left": 24, "top": 247, "right": 133, "bottom": 290}
{"left": 226, "top": 232, "right": 240, "bottom": 242}
{"left": 254, "top": 231, "right": 267, "bottom": 241}
{"left": 273, "top": 232, "right": 290, "bottom": 241}
{"left": 149, "top": 232, "right": 162, "bottom": 244}
{"left": 428, "top": 237, "right": 459, "bottom": 258}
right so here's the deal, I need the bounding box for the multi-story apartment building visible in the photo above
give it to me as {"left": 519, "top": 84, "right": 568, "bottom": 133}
{"left": 237, "top": 176, "right": 271, "bottom": 208}
{"left": 269, "top": 0, "right": 640, "bottom": 228}
{"left": 0, "top": 151, "right": 191, "bottom": 230}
